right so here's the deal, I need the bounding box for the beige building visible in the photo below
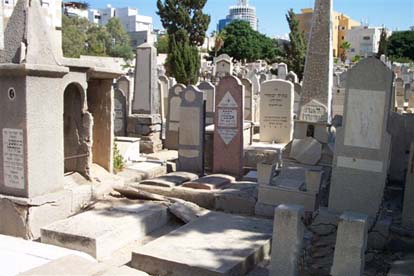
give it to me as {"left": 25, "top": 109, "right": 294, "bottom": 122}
{"left": 297, "top": 8, "right": 360, "bottom": 57}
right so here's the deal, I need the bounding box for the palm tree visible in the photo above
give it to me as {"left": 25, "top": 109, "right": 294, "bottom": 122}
{"left": 214, "top": 31, "right": 226, "bottom": 57}
{"left": 340, "top": 41, "right": 351, "bottom": 62}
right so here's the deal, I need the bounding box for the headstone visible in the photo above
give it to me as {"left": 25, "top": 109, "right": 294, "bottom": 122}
{"left": 260, "top": 80, "right": 294, "bottom": 143}
{"left": 402, "top": 142, "right": 414, "bottom": 228}
{"left": 331, "top": 212, "right": 368, "bottom": 276}
{"left": 165, "top": 84, "right": 186, "bottom": 150}
{"left": 259, "top": 74, "right": 267, "bottom": 84}
{"left": 197, "top": 82, "right": 215, "bottom": 125}
{"left": 332, "top": 87, "right": 346, "bottom": 117}
{"left": 289, "top": 137, "right": 322, "bottom": 165}
{"left": 215, "top": 54, "right": 233, "bottom": 78}
{"left": 277, "top": 63, "right": 288, "bottom": 80}
{"left": 394, "top": 78, "right": 405, "bottom": 109}
{"left": 380, "top": 54, "right": 386, "bottom": 64}
{"left": 117, "top": 76, "right": 132, "bottom": 115}
{"left": 132, "top": 43, "right": 159, "bottom": 114}
{"left": 177, "top": 86, "right": 205, "bottom": 174}
{"left": 299, "top": 99, "right": 328, "bottom": 122}
{"left": 293, "top": 83, "right": 302, "bottom": 117}
{"left": 270, "top": 204, "right": 304, "bottom": 276}
{"left": 241, "top": 78, "right": 253, "bottom": 121}
{"left": 114, "top": 89, "right": 127, "bottom": 136}
{"left": 329, "top": 58, "right": 393, "bottom": 216}
{"left": 299, "top": 0, "right": 333, "bottom": 122}
{"left": 159, "top": 75, "right": 170, "bottom": 118}
{"left": 286, "top": 71, "right": 298, "bottom": 83}
{"left": 213, "top": 76, "right": 244, "bottom": 177}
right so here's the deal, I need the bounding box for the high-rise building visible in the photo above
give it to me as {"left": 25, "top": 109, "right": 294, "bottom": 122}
{"left": 296, "top": 8, "right": 360, "bottom": 57}
{"left": 217, "top": 0, "right": 258, "bottom": 32}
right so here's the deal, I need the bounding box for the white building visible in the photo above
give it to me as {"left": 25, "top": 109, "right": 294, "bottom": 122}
{"left": 63, "top": 1, "right": 88, "bottom": 19}
{"left": 345, "top": 26, "right": 390, "bottom": 59}
{"left": 219, "top": 0, "right": 258, "bottom": 32}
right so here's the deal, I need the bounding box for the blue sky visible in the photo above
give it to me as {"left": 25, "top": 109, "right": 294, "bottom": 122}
{"left": 88, "top": 0, "right": 414, "bottom": 37}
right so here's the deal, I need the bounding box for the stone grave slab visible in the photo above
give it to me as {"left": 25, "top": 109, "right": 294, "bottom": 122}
{"left": 41, "top": 203, "right": 169, "bottom": 261}
{"left": 289, "top": 137, "right": 322, "bottom": 165}
{"left": 139, "top": 172, "right": 199, "bottom": 188}
{"left": 131, "top": 212, "right": 273, "bottom": 276}
{"left": 181, "top": 174, "right": 235, "bottom": 190}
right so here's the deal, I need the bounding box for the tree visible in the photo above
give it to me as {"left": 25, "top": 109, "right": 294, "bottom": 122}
{"left": 377, "top": 28, "right": 388, "bottom": 58}
{"left": 106, "top": 18, "right": 134, "bottom": 60}
{"left": 167, "top": 30, "right": 200, "bottom": 85}
{"left": 157, "top": 0, "right": 210, "bottom": 84}
{"left": 339, "top": 41, "right": 351, "bottom": 62}
{"left": 211, "top": 20, "right": 281, "bottom": 63}
{"left": 62, "top": 15, "right": 88, "bottom": 58}
{"left": 156, "top": 35, "right": 169, "bottom": 54}
{"left": 85, "top": 24, "right": 110, "bottom": 56}
{"left": 387, "top": 30, "right": 414, "bottom": 62}
{"left": 282, "top": 9, "right": 307, "bottom": 80}
{"left": 213, "top": 31, "right": 226, "bottom": 57}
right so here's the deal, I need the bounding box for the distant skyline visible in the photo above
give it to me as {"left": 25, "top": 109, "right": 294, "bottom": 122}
{"left": 87, "top": 0, "right": 414, "bottom": 37}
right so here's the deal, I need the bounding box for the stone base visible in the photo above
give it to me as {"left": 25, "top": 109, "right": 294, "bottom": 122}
{"left": 131, "top": 212, "right": 272, "bottom": 276}
{"left": 127, "top": 114, "right": 163, "bottom": 153}
{"left": 244, "top": 142, "right": 285, "bottom": 169}
{"left": 215, "top": 182, "right": 258, "bottom": 215}
{"left": 41, "top": 202, "right": 170, "bottom": 261}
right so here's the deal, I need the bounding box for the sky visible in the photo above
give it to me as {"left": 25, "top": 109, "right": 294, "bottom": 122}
{"left": 87, "top": 0, "right": 414, "bottom": 37}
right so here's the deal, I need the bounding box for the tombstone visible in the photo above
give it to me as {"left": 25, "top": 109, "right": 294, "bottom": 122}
{"left": 329, "top": 58, "right": 393, "bottom": 216}
{"left": 277, "top": 63, "right": 288, "bottom": 80}
{"left": 117, "top": 76, "right": 132, "bottom": 116}
{"left": 159, "top": 75, "right": 170, "bottom": 118}
{"left": 332, "top": 87, "right": 346, "bottom": 117}
{"left": 213, "top": 76, "right": 244, "bottom": 177}
{"left": 394, "top": 78, "right": 405, "bottom": 110}
{"left": 380, "top": 54, "right": 386, "bottom": 64}
{"left": 197, "top": 82, "right": 215, "bottom": 125}
{"left": 260, "top": 80, "right": 294, "bottom": 143}
{"left": 132, "top": 43, "right": 159, "bottom": 114}
{"left": 165, "top": 84, "right": 186, "bottom": 150}
{"left": 241, "top": 78, "right": 253, "bottom": 121}
{"left": 259, "top": 73, "right": 267, "bottom": 84}
{"left": 177, "top": 86, "right": 205, "bottom": 174}
{"left": 293, "top": 83, "right": 302, "bottom": 117}
{"left": 215, "top": 54, "right": 233, "bottom": 78}
{"left": 286, "top": 71, "right": 298, "bottom": 83}
{"left": 299, "top": 99, "right": 328, "bottom": 122}
{"left": 299, "top": 0, "right": 333, "bottom": 122}
{"left": 157, "top": 80, "right": 165, "bottom": 123}
{"left": 114, "top": 89, "right": 127, "bottom": 136}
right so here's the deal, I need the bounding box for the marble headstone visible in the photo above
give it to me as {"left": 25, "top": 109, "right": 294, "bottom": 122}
{"left": 165, "top": 84, "right": 186, "bottom": 150}
{"left": 241, "top": 78, "right": 253, "bottom": 121}
{"left": 213, "top": 76, "right": 244, "bottom": 177}
{"left": 329, "top": 58, "right": 393, "bottom": 216}
{"left": 260, "top": 80, "right": 294, "bottom": 143}
{"left": 277, "top": 63, "right": 288, "bottom": 80}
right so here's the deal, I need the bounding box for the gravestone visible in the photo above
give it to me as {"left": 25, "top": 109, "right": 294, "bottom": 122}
{"left": 259, "top": 74, "right": 267, "bottom": 84}
{"left": 114, "top": 89, "right": 127, "bottom": 136}
{"left": 241, "top": 78, "right": 253, "bottom": 121}
{"left": 394, "top": 78, "right": 405, "bottom": 110}
{"left": 117, "top": 76, "right": 132, "bottom": 115}
{"left": 132, "top": 43, "right": 159, "bottom": 114}
{"left": 329, "top": 58, "right": 393, "bottom": 216}
{"left": 299, "top": 100, "right": 328, "bottom": 122}
{"left": 197, "top": 82, "right": 215, "bottom": 125}
{"left": 299, "top": 0, "right": 333, "bottom": 122}
{"left": 177, "top": 86, "right": 205, "bottom": 174}
{"left": 277, "top": 63, "right": 288, "bottom": 80}
{"left": 293, "top": 83, "right": 302, "bottom": 117}
{"left": 165, "top": 84, "right": 186, "bottom": 150}
{"left": 286, "top": 71, "right": 298, "bottom": 83}
{"left": 215, "top": 54, "right": 233, "bottom": 78}
{"left": 157, "top": 80, "right": 165, "bottom": 125}
{"left": 260, "top": 80, "right": 294, "bottom": 143}
{"left": 213, "top": 76, "right": 244, "bottom": 177}
{"left": 159, "top": 75, "right": 169, "bottom": 118}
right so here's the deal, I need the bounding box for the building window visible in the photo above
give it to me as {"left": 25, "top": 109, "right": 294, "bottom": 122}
{"left": 363, "top": 36, "right": 371, "bottom": 40}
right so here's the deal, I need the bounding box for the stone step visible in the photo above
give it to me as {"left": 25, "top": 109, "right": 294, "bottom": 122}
{"left": 41, "top": 202, "right": 170, "bottom": 261}
{"left": 131, "top": 211, "right": 273, "bottom": 276}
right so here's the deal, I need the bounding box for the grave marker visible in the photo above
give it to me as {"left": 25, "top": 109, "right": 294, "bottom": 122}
{"left": 197, "top": 81, "right": 215, "bottom": 125}
{"left": 165, "top": 84, "right": 186, "bottom": 150}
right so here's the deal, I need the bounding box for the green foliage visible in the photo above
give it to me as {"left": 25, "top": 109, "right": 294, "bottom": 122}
{"left": 211, "top": 20, "right": 282, "bottom": 63}
{"left": 352, "top": 55, "right": 361, "bottom": 63}
{"left": 167, "top": 30, "right": 200, "bottom": 85}
{"left": 156, "top": 35, "right": 169, "bottom": 54}
{"left": 387, "top": 30, "right": 414, "bottom": 62}
{"left": 157, "top": 0, "right": 210, "bottom": 84}
{"left": 282, "top": 9, "right": 307, "bottom": 80}
{"left": 113, "top": 143, "right": 125, "bottom": 173}
{"left": 156, "top": 0, "right": 211, "bottom": 47}
{"left": 62, "top": 15, "right": 134, "bottom": 60}
{"left": 340, "top": 41, "right": 351, "bottom": 62}
{"left": 377, "top": 28, "right": 388, "bottom": 58}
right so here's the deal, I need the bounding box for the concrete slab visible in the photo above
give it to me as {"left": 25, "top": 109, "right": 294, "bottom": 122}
{"left": 41, "top": 203, "right": 170, "bottom": 261}
{"left": 215, "top": 182, "right": 258, "bottom": 215}
{"left": 140, "top": 172, "right": 199, "bottom": 188}
{"left": 131, "top": 212, "right": 273, "bottom": 276}
{"left": 0, "top": 235, "right": 95, "bottom": 276}
{"left": 181, "top": 174, "right": 235, "bottom": 190}
{"left": 117, "top": 161, "right": 167, "bottom": 183}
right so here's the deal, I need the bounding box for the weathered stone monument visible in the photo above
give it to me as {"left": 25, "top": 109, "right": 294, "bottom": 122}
{"left": 277, "top": 63, "right": 288, "bottom": 80}
{"left": 159, "top": 75, "right": 169, "bottom": 117}
{"left": 260, "top": 80, "right": 294, "bottom": 143}
{"left": 213, "top": 76, "right": 244, "bottom": 177}
{"left": 215, "top": 54, "right": 233, "bottom": 78}
{"left": 177, "top": 86, "right": 205, "bottom": 174}
{"left": 241, "top": 78, "right": 253, "bottom": 121}
{"left": 299, "top": 0, "right": 333, "bottom": 122}
{"left": 197, "top": 81, "right": 215, "bottom": 125}
{"left": 329, "top": 58, "right": 393, "bottom": 216}
{"left": 114, "top": 88, "right": 128, "bottom": 136}
{"left": 165, "top": 84, "right": 186, "bottom": 150}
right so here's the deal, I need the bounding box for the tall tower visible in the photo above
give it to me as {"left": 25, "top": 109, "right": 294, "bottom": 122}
{"left": 227, "top": 0, "right": 258, "bottom": 31}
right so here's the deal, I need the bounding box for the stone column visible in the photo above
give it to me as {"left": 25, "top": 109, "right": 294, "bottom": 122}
{"left": 270, "top": 204, "right": 304, "bottom": 276}
{"left": 331, "top": 212, "right": 369, "bottom": 276}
